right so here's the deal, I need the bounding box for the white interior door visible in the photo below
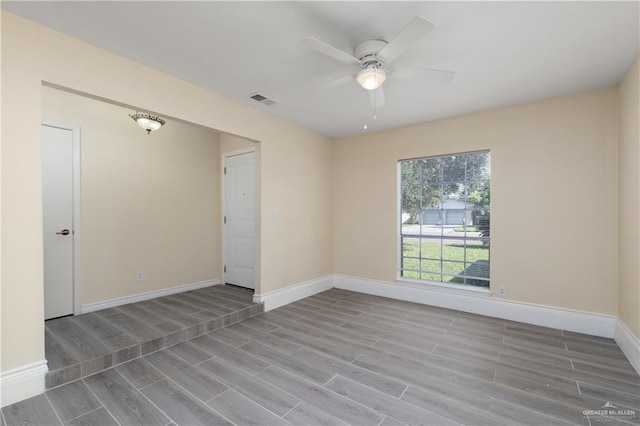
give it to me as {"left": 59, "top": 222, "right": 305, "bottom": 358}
{"left": 42, "top": 125, "right": 75, "bottom": 319}
{"left": 224, "top": 151, "right": 255, "bottom": 289}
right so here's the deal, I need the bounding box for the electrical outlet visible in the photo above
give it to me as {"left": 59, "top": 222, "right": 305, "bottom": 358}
{"left": 498, "top": 287, "right": 505, "bottom": 296}
{"left": 312, "top": 270, "right": 318, "bottom": 279}
{"left": 136, "top": 271, "right": 144, "bottom": 281}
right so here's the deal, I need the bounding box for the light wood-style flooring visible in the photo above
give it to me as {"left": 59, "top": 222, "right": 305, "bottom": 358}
{"left": 3, "top": 288, "right": 639, "bottom": 425}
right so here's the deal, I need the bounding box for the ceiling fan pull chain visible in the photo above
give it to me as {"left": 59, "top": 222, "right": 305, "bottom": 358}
{"left": 373, "top": 90, "right": 378, "bottom": 120}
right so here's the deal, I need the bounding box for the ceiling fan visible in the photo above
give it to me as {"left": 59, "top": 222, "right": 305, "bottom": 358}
{"left": 302, "top": 16, "right": 454, "bottom": 111}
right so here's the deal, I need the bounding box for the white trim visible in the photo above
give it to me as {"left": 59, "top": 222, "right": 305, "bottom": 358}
{"left": 223, "top": 147, "right": 256, "bottom": 158}
{"left": 221, "top": 147, "right": 257, "bottom": 289}
{"left": 80, "top": 279, "right": 220, "bottom": 314}
{"left": 396, "top": 162, "right": 403, "bottom": 273}
{"left": 253, "top": 275, "right": 334, "bottom": 311}
{"left": 615, "top": 320, "right": 640, "bottom": 375}
{"left": 72, "top": 127, "right": 81, "bottom": 315}
{"left": 397, "top": 277, "right": 492, "bottom": 294}
{"left": 0, "top": 360, "right": 48, "bottom": 407}
{"left": 334, "top": 275, "right": 617, "bottom": 338}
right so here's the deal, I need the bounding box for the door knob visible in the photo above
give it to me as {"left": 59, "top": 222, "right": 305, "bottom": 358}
{"left": 56, "top": 229, "right": 70, "bottom": 236}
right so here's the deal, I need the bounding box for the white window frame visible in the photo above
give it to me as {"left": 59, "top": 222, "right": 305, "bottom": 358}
{"left": 396, "top": 150, "right": 491, "bottom": 292}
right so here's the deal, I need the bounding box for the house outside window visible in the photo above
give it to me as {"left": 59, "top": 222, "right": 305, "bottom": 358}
{"left": 399, "top": 150, "right": 490, "bottom": 287}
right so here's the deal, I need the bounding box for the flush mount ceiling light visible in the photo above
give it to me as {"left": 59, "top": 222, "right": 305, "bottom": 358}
{"left": 129, "top": 112, "right": 166, "bottom": 134}
{"left": 356, "top": 66, "right": 387, "bottom": 91}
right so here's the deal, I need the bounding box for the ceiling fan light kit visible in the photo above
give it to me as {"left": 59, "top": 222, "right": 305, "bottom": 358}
{"left": 129, "top": 112, "right": 166, "bottom": 134}
{"left": 357, "top": 66, "right": 387, "bottom": 90}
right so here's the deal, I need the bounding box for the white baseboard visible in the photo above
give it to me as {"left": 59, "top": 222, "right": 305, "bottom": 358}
{"left": 253, "top": 275, "right": 334, "bottom": 311}
{"left": 334, "top": 275, "right": 618, "bottom": 338}
{"left": 615, "top": 320, "right": 640, "bottom": 375}
{"left": 0, "top": 360, "right": 48, "bottom": 408}
{"left": 81, "top": 279, "right": 220, "bottom": 314}
{"left": 3, "top": 276, "right": 635, "bottom": 409}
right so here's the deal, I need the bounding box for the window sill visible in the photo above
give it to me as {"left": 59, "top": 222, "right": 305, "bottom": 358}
{"left": 395, "top": 277, "right": 492, "bottom": 296}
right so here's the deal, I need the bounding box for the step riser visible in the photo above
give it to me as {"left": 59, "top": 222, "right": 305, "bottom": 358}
{"left": 46, "top": 295, "right": 263, "bottom": 389}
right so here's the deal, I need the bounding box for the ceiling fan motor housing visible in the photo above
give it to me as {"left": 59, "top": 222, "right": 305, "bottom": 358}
{"left": 355, "top": 39, "right": 388, "bottom": 67}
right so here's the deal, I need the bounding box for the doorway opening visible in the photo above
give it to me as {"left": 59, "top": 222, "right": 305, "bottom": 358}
{"left": 41, "top": 84, "right": 262, "bottom": 318}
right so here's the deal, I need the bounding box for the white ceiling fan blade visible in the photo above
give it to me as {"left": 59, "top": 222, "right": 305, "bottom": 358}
{"left": 378, "top": 16, "right": 435, "bottom": 63}
{"left": 312, "top": 75, "right": 355, "bottom": 91}
{"left": 302, "top": 37, "right": 360, "bottom": 65}
{"left": 369, "top": 86, "right": 386, "bottom": 110}
{"left": 391, "top": 66, "right": 455, "bottom": 82}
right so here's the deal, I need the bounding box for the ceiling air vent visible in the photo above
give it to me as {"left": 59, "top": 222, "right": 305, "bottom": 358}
{"left": 249, "top": 93, "right": 276, "bottom": 106}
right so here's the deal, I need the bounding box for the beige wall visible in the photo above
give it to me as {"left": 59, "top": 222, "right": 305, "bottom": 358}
{"left": 2, "top": 12, "right": 47, "bottom": 374}
{"left": 221, "top": 133, "right": 255, "bottom": 154}
{"left": 618, "top": 57, "right": 640, "bottom": 340}
{"left": 42, "top": 87, "right": 221, "bottom": 305}
{"left": 333, "top": 88, "right": 619, "bottom": 315}
{"left": 1, "top": 12, "right": 333, "bottom": 372}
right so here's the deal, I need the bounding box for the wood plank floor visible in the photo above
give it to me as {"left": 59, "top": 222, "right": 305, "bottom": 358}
{"left": 3, "top": 288, "right": 639, "bottom": 425}
{"left": 43, "top": 285, "right": 262, "bottom": 389}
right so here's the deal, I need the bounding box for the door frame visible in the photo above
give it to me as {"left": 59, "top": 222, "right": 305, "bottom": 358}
{"left": 42, "top": 123, "right": 82, "bottom": 315}
{"left": 221, "top": 147, "right": 256, "bottom": 288}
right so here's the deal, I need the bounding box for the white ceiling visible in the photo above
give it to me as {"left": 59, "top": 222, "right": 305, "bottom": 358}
{"left": 3, "top": 1, "right": 639, "bottom": 138}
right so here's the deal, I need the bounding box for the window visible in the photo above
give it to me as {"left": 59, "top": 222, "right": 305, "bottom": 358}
{"left": 399, "top": 150, "right": 490, "bottom": 287}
